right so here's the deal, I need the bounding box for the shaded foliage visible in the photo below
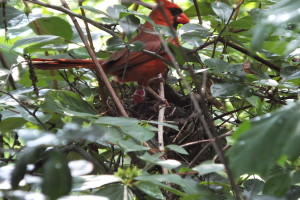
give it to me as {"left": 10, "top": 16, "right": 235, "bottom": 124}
{"left": 0, "top": 0, "right": 300, "bottom": 199}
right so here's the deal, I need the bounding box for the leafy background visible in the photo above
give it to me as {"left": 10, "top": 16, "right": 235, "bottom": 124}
{"left": 0, "top": 0, "right": 300, "bottom": 199}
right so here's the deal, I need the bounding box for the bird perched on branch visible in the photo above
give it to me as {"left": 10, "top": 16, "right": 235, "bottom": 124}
{"left": 32, "top": 0, "right": 189, "bottom": 104}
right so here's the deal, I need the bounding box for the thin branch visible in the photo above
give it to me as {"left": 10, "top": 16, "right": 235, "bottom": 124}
{"left": 213, "top": 105, "right": 252, "bottom": 120}
{"left": 192, "top": 0, "right": 202, "bottom": 25}
{"left": 78, "top": 0, "right": 95, "bottom": 53}
{"left": 157, "top": 73, "right": 167, "bottom": 174}
{"left": 155, "top": 2, "right": 242, "bottom": 198}
{"left": 181, "top": 131, "right": 233, "bottom": 148}
{"left": 59, "top": 0, "right": 128, "bottom": 117}
{"left": 219, "top": 38, "right": 281, "bottom": 72}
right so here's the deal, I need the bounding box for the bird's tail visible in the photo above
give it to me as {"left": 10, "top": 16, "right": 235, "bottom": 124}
{"left": 31, "top": 58, "right": 103, "bottom": 70}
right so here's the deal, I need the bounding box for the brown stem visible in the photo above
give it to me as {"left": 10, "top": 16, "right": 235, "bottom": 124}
{"left": 59, "top": 0, "right": 128, "bottom": 117}
{"left": 78, "top": 0, "right": 95, "bottom": 53}
{"left": 192, "top": 0, "right": 202, "bottom": 25}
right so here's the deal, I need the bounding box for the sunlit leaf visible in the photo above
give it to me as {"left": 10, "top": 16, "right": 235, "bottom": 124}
{"left": 11, "top": 35, "right": 60, "bottom": 49}
{"left": 166, "top": 144, "right": 189, "bottom": 155}
{"left": 211, "top": 2, "right": 233, "bottom": 23}
{"left": 139, "top": 153, "right": 181, "bottom": 169}
{"left": 73, "top": 175, "right": 120, "bottom": 191}
{"left": 192, "top": 161, "right": 225, "bottom": 175}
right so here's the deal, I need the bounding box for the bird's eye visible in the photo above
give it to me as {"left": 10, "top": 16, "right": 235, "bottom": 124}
{"left": 168, "top": 8, "right": 182, "bottom": 17}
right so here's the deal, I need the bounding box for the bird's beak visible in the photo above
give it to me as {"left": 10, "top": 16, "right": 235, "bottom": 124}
{"left": 176, "top": 13, "right": 189, "bottom": 24}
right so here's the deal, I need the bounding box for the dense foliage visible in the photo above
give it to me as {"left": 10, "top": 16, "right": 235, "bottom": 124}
{"left": 0, "top": 0, "right": 300, "bottom": 199}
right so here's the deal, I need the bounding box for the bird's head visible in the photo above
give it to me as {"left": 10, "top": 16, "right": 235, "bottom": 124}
{"left": 149, "top": 0, "right": 190, "bottom": 29}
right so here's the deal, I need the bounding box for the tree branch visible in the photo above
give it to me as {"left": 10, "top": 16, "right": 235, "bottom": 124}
{"left": 24, "top": 0, "right": 117, "bottom": 37}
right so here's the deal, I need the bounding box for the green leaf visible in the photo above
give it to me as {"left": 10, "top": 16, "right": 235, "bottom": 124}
{"left": 42, "top": 149, "right": 72, "bottom": 200}
{"left": 228, "top": 102, "right": 300, "bottom": 177}
{"left": 147, "top": 120, "right": 179, "bottom": 131}
{"left": 166, "top": 144, "right": 189, "bottom": 155}
{"left": 106, "top": 5, "right": 127, "bottom": 20}
{"left": 41, "top": 90, "right": 97, "bottom": 116}
{"left": 119, "top": 140, "right": 149, "bottom": 152}
{"left": 20, "top": 110, "right": 52, "bottom": 124}
{"left": 211, "top": 83, "right": 252, "bottom": 98}
{"left": 263, "top": 173, "right": 292, "bottom": 196}
{"left": 127, "top": 41, "right": 145, "bottom": 51}
{"left": 29, "top": 17, "right": 73, "bottom": 40}
{"left": 0, "top": 6, "right": 25, "bottom": 28}
{"left": 185, "top": 2, "right": 215, "bottom": 17}
{"left": 192, "top": 161, "right": 225, "bottom": 175}
{"left": 80, "top": 6, "right": 110, "bottom": 17}
{"left": 94, "top": 184, "right": 135, "bottom": 200}
{"left": 73, "top": 175, "right": 120, "bottom": 191}
{"left": 120, "top": 125, "right": 154, "bottom": 142}
{"left": 211, "top": 2, "right": 233, "bottom": 23}
{"left": 135, "top": 181, "right": 164, "bottom": 200}
{"left": 205, "top": 58, "right": 230, "bottom": 76}
{"left": 243, "top": 179, "right": 265, "bottom": 199}
{"left": 119, "top": 15, "right": 140, "bottom": 37}
{"left": 0, "top": 117, "right": 26, "bottom": 133}
{"left": 106, "top": 37, "right": 126, "bottom": 52}
{"left": 180, "top": 24, "right": 210, "bottom": 47}
{"left": 230, "top": 16, "right": 253, "bottom": 29}
{"left": 251, "top": 0, "right": 300, "bottom": 52}
{"left": 11, "top": 35, "right": 60, "bottom": 49}
{"left": 94, "top": 116, "right": 139, "bottom": 126}
{"left": 139, "top": 153, "right": 181, "bottom": 169}
{"left": 281, "top": 66, "right": 300, "bottom": 81}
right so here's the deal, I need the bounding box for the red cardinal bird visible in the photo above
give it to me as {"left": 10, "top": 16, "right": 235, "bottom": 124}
{"left": 32, "top": 0, "right": 189, "bottom": 103}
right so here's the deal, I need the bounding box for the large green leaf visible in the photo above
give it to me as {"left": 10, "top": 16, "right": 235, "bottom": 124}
{"left": 29, "top": 17, "right": 73, "bottom": 40}
{"left": 0, "top": 117, "right": 26, "bottom": 133}
{"left": 42, "top": 149, "right": 72, "bottom": 200}
{"left": 41, "top": 90, "right": 97, "bottom": 116}
{"left": 228, "top": 102, "right": 300, "bottom": 177}
{"left": 11, "top": 35, "right": 60, "bottom": 49}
